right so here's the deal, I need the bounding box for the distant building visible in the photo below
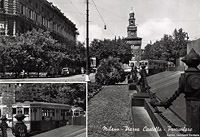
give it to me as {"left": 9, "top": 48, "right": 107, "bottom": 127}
{"left": 0, "top": 0, "right": 78, "bottom": 48}
{"left": 125, "top": 8, "right": 142, "bottom": 66}
{"left": 0, "top": 83, "right": 21, "bottom": 119}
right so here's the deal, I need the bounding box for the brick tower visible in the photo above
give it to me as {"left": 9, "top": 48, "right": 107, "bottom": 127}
{"left": 125, "top": 8, "right": 142, "bottom": 66}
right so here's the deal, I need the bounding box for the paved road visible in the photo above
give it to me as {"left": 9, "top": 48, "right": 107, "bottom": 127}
{"left": 7, "top": 125, "right": 86, "bottom": 137}
{"left": 147, "top": 71, "right": 186, "bottom": 122}
{"left": 33, "top": 125, "right": 86, "bottom": 137}
{"left": 0, "top": 73, "right": 95, "bottom": 83}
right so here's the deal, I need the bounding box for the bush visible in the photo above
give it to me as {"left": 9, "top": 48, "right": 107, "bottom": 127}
{"left": 88, "top": 82, "right": 102, "bottom": 100}
{"left": 95, "top": 57, "right": 126, "bottom": 85}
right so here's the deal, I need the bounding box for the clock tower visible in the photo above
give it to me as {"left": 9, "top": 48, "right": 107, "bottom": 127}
{"left": 127, "top": 9, "right": 137, "bottom": 38}
{"left": 125, "top": 8, "right": 142, "bottom": 66}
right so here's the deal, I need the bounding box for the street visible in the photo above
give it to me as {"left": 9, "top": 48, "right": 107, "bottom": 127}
{"left": 0, "top": 73, "right": 95, "bottom": 83}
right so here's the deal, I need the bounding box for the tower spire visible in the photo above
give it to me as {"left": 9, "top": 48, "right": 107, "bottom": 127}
{"left": 130, "top": 7, "right": 134, "bottom": 14}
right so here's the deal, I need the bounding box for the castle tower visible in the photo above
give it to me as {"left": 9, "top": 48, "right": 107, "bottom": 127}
{"left": 125, "top": 8, "right": 142, "bottom": 65}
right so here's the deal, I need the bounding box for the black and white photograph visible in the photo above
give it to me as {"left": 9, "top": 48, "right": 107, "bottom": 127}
{"left": 1, "top": 0, "right": 200, "bottom": 137}
{"left": 0, "top": 83, "right": 86, "bottom": 137}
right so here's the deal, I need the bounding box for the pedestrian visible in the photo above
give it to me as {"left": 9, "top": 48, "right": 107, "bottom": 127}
{"left": 137, "top": 65, "right": 148, "bottom": 92}
{"left": 0, "top": 115, "right": 9, "bottom": 137}
{"left": 81, "top": 67, "right": 84, "bottom": 76}
{"left": 22, "top": 70, "right": 25, "bottom": 78}
{"left": 12, "top": 109, "right": 27, "bottom": 137}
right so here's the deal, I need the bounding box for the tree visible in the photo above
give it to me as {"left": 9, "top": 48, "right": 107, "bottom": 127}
{"left": 0, "top": 29, "right": 86, "bottom": 77}
{"left": 142, "top": 28, "right": 188, "bottom": 64}
{"left": 15, "top": 83, "right": 86, "bottom": 110}
{"left": 90, "top": 38, "right": 132, "bottom": 66}
{"left": 95, "top": 57, "right": 126, "bottom": 85}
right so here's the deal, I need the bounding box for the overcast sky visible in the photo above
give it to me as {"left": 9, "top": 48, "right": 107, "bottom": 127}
{"left": 48, "top": 0, "right": 200, "bottom": 48}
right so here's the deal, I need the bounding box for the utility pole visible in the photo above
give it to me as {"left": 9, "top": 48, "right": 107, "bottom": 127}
{"left": 85, "top": 0, "right": 90, "bottom": 82}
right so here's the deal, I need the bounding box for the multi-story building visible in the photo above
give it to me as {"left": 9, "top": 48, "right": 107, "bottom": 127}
{"left": 0, "top": 0, "right": 78, "bottom": 44}
{"left": 0, "top": 83, "right": 21, "bottom": 119}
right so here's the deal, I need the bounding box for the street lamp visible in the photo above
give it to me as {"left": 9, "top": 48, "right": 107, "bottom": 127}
{"left": 85, "top": 0, "right": 90, "bottom": 82}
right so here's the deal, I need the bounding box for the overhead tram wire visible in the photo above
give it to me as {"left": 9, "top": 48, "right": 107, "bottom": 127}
{"left": 89, "top": 3, "right": 127, "bottom": 22}
{"left": 69, "top": 0, "right": 85, "bottom": 20}
{"left": 89, "top": 0, "right": 116, "bottom": 38}
{"left": 91, "top": 0, "right": 106, "bottom": 29}
{"left": 88, "top": 3, "right": 166, "bottom": 38}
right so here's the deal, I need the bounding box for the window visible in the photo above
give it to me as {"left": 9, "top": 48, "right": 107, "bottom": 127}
{"left": 0, "top": 0, "right": 4, "bottom": 8}
{"left": 35, "top": 14, "right": 38, "bottom": 22}
{"left": 22, "top": 5, "right": 26, "bottom": 15}
{"left": 47, "top": 20, "right": 49, "bottom": 28}
{"left": 74, "top": 110, "right": 80, "bottom": 117}
{"left": 24, "top": 108, "right": 29, "bottom": 115}
{"left": 33, "top": 108, "right": 37, "bottom": 113}
{"left": 130, "top": 21, "right": 134, "bottom": 24}
{"left": 13, "top": 108, "right": 16, "bottom": 114}
{"left": 42, "top": 17, "right": 45, "bottom": 26}
{"left": 28, "top": 9, "right": 31, "bottom": 18}
{"left": 42, "top": 108, "right": 54, "bottom": 120}
{"left": 35, "top": 3, "right": 38, "bottom": 8}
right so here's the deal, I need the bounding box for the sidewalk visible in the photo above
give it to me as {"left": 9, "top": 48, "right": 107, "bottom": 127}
{"left": 7, "top": 128, "right": 14, "bottom": 137}
{"left": 33, "top": 125, "right": 86, "bottom": 137}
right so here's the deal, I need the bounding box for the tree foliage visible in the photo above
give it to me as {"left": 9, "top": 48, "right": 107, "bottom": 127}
{"left": 142, "top": 28, "right": 188, "bottom": 64}
{"left": 90, "top": 38, "right": 132, "bottom": 65}
{"left": 15, "top": 83, "right": 86, "bottom": 110}
{"left": 0, "top": 29, "right": 86, "bottom": 77}
{"left": 95, "top": 57, "right": 126, "bottom": 85}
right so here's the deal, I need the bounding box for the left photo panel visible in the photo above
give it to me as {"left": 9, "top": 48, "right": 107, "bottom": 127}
{"left": 0, "top": 83, "right": 86, "bottom": 137}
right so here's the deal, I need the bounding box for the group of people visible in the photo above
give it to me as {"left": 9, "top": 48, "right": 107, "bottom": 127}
{"left": 128, "top": 64, "right": 148, "bottom": 92}
{"left": 0, "top": 109, "right": 27, "bottom": 137}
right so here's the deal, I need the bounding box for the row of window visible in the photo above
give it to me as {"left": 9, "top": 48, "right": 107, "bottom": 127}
{"left": 140, "top": 62, "right": 168, "bottom": 67}
{"left": 13, "top": 107, "right": 71, "bottom": 119}
{"left": 0, "top": 0, "right": 76, "bottom": 40}
{"left": 0, "top": 0, "right": 4, "bottom": 9}
{"left": 18, "top": 3, "right": 75, "bottom": 40}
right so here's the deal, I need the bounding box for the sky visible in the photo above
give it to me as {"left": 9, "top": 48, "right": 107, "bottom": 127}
{"left": 48, "top": 0, "right": 200, "bottom": 49}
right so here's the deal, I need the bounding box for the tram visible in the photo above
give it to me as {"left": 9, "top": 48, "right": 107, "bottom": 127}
{"left": 71, "top": 106, "right": 85, "bottom": 117}
{"left": 139, "top": 59, "right": 173, "bottom": 75}
{"left": 12, "top": 101, "right": 72, "bottom": 134}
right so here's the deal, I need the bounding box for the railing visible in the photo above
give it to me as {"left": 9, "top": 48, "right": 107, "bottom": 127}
{"left": 137, "top": 48, "right": 200, "bottom": 135}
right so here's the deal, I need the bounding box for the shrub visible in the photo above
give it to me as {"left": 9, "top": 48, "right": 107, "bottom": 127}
{"left": 95, "top": 57, "right": 126, "bottom": 85}
{"left": 88, "top": 82, "right": 102, "bottom": 100}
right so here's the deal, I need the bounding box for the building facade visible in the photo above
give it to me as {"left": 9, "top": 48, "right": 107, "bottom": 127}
{"left": 0, "top": 0, "right": 78, "bottom": 44}
{"left": 0, "top": 83, "right": 21, "bottom": 119}
{"left": 125, "top": 8, "right": 142, "bottom": 66}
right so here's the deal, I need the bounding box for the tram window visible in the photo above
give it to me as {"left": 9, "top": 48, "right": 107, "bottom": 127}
{"left": 66, "top": 110, "right": 71, "bottom": 116}
{"left": 80, "top": 111, "right": 84, "bottom": 115}
{"left": 24, "top": 108, "right": 29, "bottom": 114}
{"left": 33, "top": 108, "right": 37, "bottom": 113}
{"left": 74, "top": 110, "right": 79, "bottom": 117}
{"left": 13, "top": 108, "right": 16, "bottom": 114}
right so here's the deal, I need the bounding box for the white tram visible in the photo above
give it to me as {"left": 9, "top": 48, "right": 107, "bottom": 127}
{"left": 71, "top": 106, "right": 85, "bottom": 117}
{"left": 12, "top": 101, "right": 72, "bottom": 134}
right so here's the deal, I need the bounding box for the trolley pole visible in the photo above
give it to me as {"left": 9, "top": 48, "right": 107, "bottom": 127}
{"left": 85, "top": 0, "right": 90, "bottom": 82}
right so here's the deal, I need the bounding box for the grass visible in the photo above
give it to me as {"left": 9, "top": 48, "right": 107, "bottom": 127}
{"left": 88, "top": 85, "right": 134, "bottom": 137}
